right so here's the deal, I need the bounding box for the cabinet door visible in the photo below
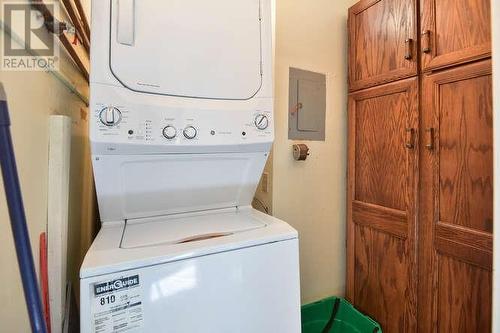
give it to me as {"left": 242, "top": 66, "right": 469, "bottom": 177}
{"left": 348, "top": 0, "right": 417, "bottom": 91}
{"left": 347, "top": 78, "right": 418, "bottom": 332}
{"left": 419, "top": 60, "right": 492, "bottom": 332}
{"left": 420, "top": 0, "right": 491, "bottom": 72}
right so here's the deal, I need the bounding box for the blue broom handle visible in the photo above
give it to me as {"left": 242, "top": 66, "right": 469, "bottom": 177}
{"left": 0, "top": 83, "right": 47, "bottom": 333}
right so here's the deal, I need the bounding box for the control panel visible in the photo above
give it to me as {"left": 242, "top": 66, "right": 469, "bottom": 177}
{"left": 91, "top": 100, "right": 273, "bottom": 152}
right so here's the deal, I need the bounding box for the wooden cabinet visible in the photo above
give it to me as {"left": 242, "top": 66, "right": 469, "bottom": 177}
{"left": 419, "top": 60, "right": 493, "bottom": 332}
{"left": 347, "top": 1, "right": 492, "bottom": 332}
{"left": 347, "top": 78, "right": 418, "bottom": 332}
{"left": 348, "top": 0, "right": 491, "bottom": 87}
{"left": 420, "top": 0, "right": 491, "bottom": 72}
{"left": 348, "top": 0, "right": 417, "bottom": 91}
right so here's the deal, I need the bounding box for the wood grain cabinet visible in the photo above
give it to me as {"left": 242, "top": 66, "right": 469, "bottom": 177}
{"left": 420, "top": 0, "right": 491, "bottom": 72}
{"left": 347, "top": 0, "right": 492, "bottom": 332}
{"left": 419, "top": 60, "right": 493, "bottom": 332}
{"left": 347, "top": 78, "right": 418, "bottom": 332}
{"left": 348, "top": 0, "right": 417, "bottom": 91}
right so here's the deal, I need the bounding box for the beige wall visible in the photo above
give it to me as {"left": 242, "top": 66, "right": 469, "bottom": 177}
{"left": 272, "top": 0, "right": 356, "bottom": 304}
{"left": 0, "top": 1, "right": 94, "bottom": 331}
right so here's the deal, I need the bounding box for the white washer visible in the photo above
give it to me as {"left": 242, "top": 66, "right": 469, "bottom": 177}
{"left": 81, "top": 1, "right": 301, "bottom": 332}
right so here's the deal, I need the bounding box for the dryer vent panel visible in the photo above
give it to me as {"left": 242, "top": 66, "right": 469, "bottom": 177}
{"left": 288, "top": 68, "right": 326, "bottom": 141}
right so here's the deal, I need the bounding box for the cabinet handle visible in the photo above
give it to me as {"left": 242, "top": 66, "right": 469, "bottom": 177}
{"left": 404, "top": 38, "right": 413, "bottom": 60}
{"left": 405, "top": 128, "right": 415, "bottom": 149}
{"left": 425, "top": 128, "right": 435, "bottom": 150}
{"left": 422, "top": 30, "right": 431, "bottom": 53}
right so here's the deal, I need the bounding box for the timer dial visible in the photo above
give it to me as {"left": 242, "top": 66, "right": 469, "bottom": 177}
{"left": 99, "top": 107, "right": 122, "bottom": 126}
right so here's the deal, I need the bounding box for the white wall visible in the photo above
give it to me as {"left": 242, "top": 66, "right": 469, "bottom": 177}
{"left": 492, "top": 0, "right": 499, "bottom": 330}
{"left": 272, "top": 0, "right": 357, "bottom": 304}
{"left": 0, "top": 1, "right": 95, "bottom": 331}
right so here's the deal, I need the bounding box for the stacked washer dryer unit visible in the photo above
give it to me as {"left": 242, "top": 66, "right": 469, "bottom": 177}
{"left": 80, "top": 0, "right": 300, "bottom": 332}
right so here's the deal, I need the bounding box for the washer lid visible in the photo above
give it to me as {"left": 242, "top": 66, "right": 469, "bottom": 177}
{"left": 121, "top": 209, "right": 267, "bottom": 249}
{"left": 80, "top": 208, "right": 298, "bottom": 278}
{"left": 109, "top": 0, "right": 263, "bottom": 100}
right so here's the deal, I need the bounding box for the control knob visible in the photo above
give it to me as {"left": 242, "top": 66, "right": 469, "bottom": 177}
{"left": 183, "top": 126, "right": 197, "bottom": 139}
{"left": 254, "top": 114, "right": 269, "bottom": 130}
{"left": 99, "top": 107, "right": 122, "bottom": 126}
{"left": 162, "top": 125, "right": 177, "bottom": 140}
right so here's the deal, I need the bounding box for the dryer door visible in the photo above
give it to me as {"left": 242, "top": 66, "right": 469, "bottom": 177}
{"left": 109, "top": 0, "right": 263, "bottom": 100}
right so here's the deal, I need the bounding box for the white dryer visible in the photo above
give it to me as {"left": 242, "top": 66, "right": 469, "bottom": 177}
{"left": 80, "top": 1, "right": 301, "bottom": 332}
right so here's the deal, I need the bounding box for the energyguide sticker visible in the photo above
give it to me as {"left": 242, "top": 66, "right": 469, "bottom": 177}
{"left": 91, "top": 274, "right": 144, "bottom": 333}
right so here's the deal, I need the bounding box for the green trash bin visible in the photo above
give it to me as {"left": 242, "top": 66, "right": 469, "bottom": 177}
{"left": 301, "top": 297, "right": 382, "bottom": 333}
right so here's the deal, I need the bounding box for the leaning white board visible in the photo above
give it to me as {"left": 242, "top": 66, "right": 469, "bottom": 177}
{"left": 47, "top": 115, "right": 72, "bottom": 333}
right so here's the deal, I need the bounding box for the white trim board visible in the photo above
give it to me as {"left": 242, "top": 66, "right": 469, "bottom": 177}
{"left": 47, "top": 115, "right": 72, "bottom": 333}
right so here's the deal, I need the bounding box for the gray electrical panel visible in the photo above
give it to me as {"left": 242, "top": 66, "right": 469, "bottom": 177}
{"left": 288, "top": 67, "right": 326, "bottom": 141}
